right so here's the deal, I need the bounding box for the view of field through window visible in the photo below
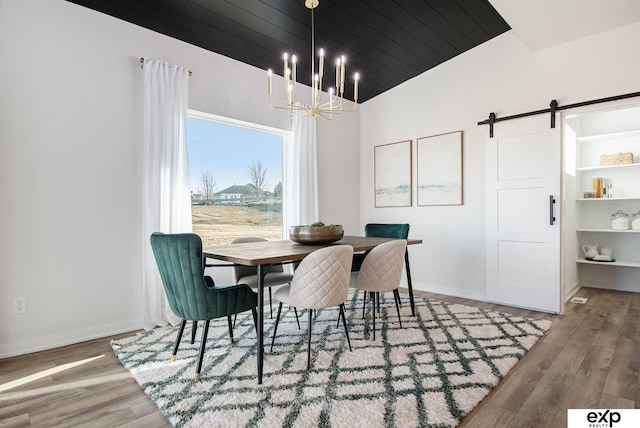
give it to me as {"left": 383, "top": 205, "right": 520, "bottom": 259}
{"left": 188, "top": 114, "right": 285, "bottom": 245}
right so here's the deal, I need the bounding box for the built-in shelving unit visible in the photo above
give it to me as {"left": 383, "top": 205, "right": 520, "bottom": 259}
{"left": 572, "top": 105, "right": 640, "bottom": 286}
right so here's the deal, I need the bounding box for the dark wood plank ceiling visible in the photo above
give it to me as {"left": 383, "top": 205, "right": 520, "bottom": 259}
{"left": 66, "top": 0, "right": 510, "bottom": 103}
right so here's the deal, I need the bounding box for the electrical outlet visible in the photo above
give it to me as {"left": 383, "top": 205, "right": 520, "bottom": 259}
{"left": 13, "top": 297, "right": 26, "bottom": 314}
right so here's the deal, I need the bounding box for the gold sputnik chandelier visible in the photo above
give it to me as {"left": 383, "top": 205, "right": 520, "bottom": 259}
{"left": 267, "top": 0, "right": 359, "bottom": 119}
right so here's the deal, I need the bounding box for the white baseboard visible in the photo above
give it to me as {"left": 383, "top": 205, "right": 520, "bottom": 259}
{"left": 409, "top": 281, "right": 487, "bottom": 302}
{"left": 410, "top": 282, "right": 572, "bottom": 315}
{"left": 579, "top": 280, "right": 640, "bottom": 293}
{"left": 1, "top": 319, "right": 142, "bottom": 359}
{"left": 564, "top": 281, "right": 582, "bottom": 302}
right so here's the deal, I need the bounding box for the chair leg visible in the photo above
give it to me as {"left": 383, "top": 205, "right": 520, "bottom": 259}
{"left": 362, "top": 291, "right": 367, "bottom": 319}
{"left": 339, "top": 304, "right": 352, "bottom": 352}
{"left": 269, "top": 287, "right": 273, "bottom": 319}
{"left": 405, "top": 251, "right": 415, "bottom": 316}
{"left": 251, "top": 307, "right": 258, "bottom": 330}
{"left": 391, "top": 270, "right": 403, "bottom": 310}
{"left": 227, "top": 315, "right": 234, "bottom": 344}
{"left": 393, "top": 290, "right": 403, "bottom": 328}
{"left": 371, "top": 292, "right": 377, "bottom": 341}
{"left": 233, "top": 312, "right": 237, "bottom": 328}
{"left": 294, "top": 307, "right": 301, "bottom": 329}
{"left": 171, "top": 319, "right": 187, "bottom": 363}
{"left": 307, "top": 309, "right": 313, "bottom": 370}
{"left": 194, "top": 320, "right": 210, "bottom": 382}
{"left": 190, "top": 320, "right": 197, "bottom": 344}
{"left": 270, "top": 302, "right": 284, "bottom": 352}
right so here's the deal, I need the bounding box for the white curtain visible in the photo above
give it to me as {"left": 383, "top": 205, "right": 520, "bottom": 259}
{"left": 141, "top": 58, "right": 191, "bottom": 330}
{"left": 286, "top": 111, "right": 319, "bottom": 227}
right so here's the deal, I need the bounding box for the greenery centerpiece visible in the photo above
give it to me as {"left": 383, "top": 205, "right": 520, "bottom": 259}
{"left": 289, "top": 221, "right": 344, "bottom": 244}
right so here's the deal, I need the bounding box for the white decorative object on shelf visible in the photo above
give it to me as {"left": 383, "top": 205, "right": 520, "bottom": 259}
{"left": 611, "top": 210, "right": 630, "bottom": 230}
{"left": 582, "top": 244, "right": 599, "bottom": 258}
{"left": 632, "top": 210, "right": 640, "bottom": 230}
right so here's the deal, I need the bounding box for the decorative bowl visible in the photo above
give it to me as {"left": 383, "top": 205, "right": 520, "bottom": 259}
{"left": 289, "top": 224, "right": 344, "bottom": 245}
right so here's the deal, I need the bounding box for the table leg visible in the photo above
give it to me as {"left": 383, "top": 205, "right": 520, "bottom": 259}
{"left": 405, "top": 251, "right": 415, "bottom": 316}
{"left": 257, "top": 264, "right": 264, "bottom": 384}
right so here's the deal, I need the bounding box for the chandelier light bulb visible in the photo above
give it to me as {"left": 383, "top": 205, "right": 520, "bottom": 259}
{"left": 354, "top": 72, "right": 359, "bottom": 102}
{"left": 291, "top": 55, "right": 297, "bottom": 83}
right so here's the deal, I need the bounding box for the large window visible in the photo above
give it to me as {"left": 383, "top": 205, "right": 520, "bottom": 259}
{"left": 187, "top": 111, "right": 288, "bottom": 245}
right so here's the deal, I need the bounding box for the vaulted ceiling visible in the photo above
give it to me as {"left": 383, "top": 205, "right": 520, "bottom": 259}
{"left": 65, "top": 0, "right": 510, "bottom": 103}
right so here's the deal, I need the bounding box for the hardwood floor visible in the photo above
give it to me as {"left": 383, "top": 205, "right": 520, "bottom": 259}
{"left": 458, "top": 287, "right": 640, "bottom": 428}
{"left": 0, "top": 330, "right": 171, "bottom": 428}
{"left": 1, "top": 287, "right": 638, "bottom": 427}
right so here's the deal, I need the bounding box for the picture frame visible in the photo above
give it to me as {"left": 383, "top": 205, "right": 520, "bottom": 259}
{"left": 417, "top": 131, "right": 463, "bottom": 206}
{"left": 374, "top": 140, "right": 412, "bottom": 207}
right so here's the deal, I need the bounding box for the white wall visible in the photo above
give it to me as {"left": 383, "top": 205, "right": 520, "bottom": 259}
{"left": 359, "top": 23, "right": 640, "bottom": 300}
{"left": 317, "top": 112, "right": 360, "bottom": 232}
{"left": 0, "top": 0, "right": 359, "bottom": 357}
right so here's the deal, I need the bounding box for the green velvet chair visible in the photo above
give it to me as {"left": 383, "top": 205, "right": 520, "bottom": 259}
{"left": 352, "top": 223, "right": 416, "bottom": 315}
{"left": 150, "top": 232, "right": 258, "bottom": 382}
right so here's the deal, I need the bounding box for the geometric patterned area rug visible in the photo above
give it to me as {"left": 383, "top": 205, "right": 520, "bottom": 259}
{"left": 111, "top": 291, "right": 551, "bottom": 428}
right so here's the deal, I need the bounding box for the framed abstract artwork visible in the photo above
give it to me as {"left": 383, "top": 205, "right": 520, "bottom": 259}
{"left": 417, "top": 131, "right": 463, "bottom": 206}
{"left": 374, "top": 140, "right": 412, "bottom": 207}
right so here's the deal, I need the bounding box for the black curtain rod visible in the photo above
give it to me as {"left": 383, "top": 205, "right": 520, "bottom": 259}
{"left": 478, "top": 90, "right": 640, "bottom": 137}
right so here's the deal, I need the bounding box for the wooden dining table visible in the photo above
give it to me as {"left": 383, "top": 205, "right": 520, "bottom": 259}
{"left": 203, "top": 235, "right": 422, "bottom": 384}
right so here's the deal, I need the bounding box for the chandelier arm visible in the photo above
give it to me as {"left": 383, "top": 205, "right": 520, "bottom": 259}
{"left": 317, "top": 111, "right": 334, "bottom": 120}
{"left": 291, "top": 93, "right": 312, "bottom": 110}
{"left": 317, "top": 98, "right": 339, "bottom": 110}
{"left": 269, "top": 94, "right": 309, "bottom": 112}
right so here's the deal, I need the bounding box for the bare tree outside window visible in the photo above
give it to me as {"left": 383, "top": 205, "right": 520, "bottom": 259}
{"left": 248, "top": 159, "right": 267, "bottom": 198}
{"left": 201, "top": 171, "right": 216, "bottom": 200}
{"left": 273, "top": 181, "right": 282, "bottom": 197}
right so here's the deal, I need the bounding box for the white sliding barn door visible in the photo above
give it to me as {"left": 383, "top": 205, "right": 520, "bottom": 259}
{"left": 486, "top": 116, "right": 562, "bottom": 313}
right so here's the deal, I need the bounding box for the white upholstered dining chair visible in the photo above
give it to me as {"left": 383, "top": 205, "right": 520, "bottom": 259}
{"left": 270, "top": 244, "right": 354, "bottom": 369}
{"left": 350, "top": 239, "right": 407, "bottom": 340}
{"left": 231, "top": 237, "right": 294, "bottom": 319}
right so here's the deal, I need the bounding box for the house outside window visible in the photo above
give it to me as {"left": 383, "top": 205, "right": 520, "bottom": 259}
{"left": 187, "top": 111, "right": 288, "bottom": 245}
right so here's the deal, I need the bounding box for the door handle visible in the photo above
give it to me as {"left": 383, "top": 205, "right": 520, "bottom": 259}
{"left": 549, "top": 195, "right": 556, "bottom": 225}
